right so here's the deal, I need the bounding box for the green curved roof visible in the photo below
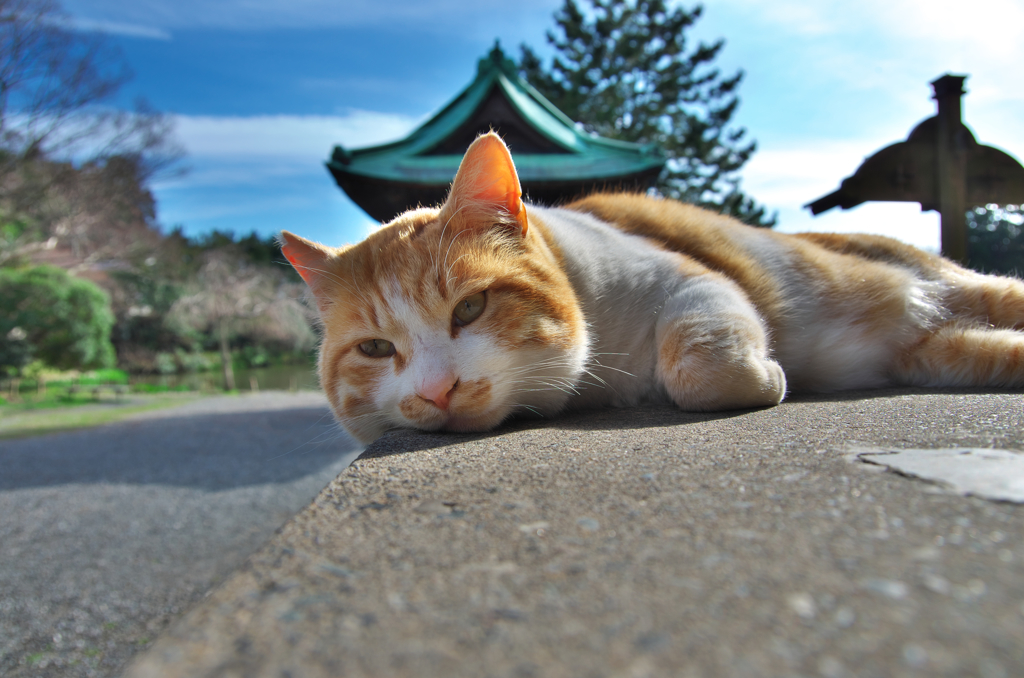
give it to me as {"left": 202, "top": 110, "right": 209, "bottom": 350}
{"left": 328, "top": 44, "right": 666, "bottom": 221}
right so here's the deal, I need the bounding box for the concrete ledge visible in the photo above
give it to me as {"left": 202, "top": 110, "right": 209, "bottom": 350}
{"left": 124, "top": 390, "right": 1024, "bottom": 677}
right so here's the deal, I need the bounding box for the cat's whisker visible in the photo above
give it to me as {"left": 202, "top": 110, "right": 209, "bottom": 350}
{"left": 433, "top": 213, "right": 450, "bottom": 282}
{"left": 435, "top": 206, "right": 466, "bottom": 284}
{"left": 344, "top": 409, "right": 390, "bottom": 424}
{"left": 504, "top": 367, "right": 578, "bottom": 383}
{"left": 441, "top": 229, "right": 469, "bottom": 290}
{"left": 265, "top": 425, "right": 352, "bottom": 461}
{"left": 573, "top": 378, "right": 608, "bottom": 390}
{"left": 306, "top": 411, "right": 336, "bottom": 429}
{"left": 503, "top": 361, "right": 560, "bottom": 373}
{"left": 513, "top": 403, "right": 543, "bottom": 416}
{"left": 288, "top": 268, "right": 372, "bottom": 313}
{"left": 289, "top": 263, "right": 374, "bottom": 309}
{"left": 512, "top": 378, "right": 580, "bottom": 396}
{"left": 506, "top": 375, "right": 577, "bottom": 389}
{"left": 505, "top": 377, "right": 582, "bottom": 393}
{"left": 507, "top": 387, "right": 562, "bottom": 396}
{"left": 294, "top": 264, "right": 351, "bottom": 291}
{"left": 445, "top": 253, "right": 470, "bottom": 285}
{"left": 507, "top": 364, "right": 573, "bottom": 378}
{"left": 503, "top": 357, "right": 580, "bottom": 375}
{"left": 586, "top": 361, "right": 636, "bottom": 378}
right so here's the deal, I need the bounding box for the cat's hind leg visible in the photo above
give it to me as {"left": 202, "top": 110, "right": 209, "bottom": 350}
{"left": 656, "top": 275, "right": 786, "bottom": 411}
{"left": 894, "top": 268, "right": 1024, "bottom": 388}
{"left": 893, "top": 324, "right": 1024, "bottom": 389}
{"left": 944, "top": 268, "right": 1024, "bottom": 330}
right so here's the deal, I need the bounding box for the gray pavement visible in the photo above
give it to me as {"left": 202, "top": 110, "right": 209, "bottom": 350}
{"left": 0, "top": 392, "right": 362, "bottom": 678}
{"left": 122, "top": 388, "right": 1024, "bottom": 678}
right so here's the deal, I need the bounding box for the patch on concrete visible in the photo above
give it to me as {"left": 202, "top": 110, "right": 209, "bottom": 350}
{"left": 856, "top": 448, "right": 1024, "bottom": 503}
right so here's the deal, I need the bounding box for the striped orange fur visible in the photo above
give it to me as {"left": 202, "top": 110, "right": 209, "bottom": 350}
{"left": 282, "top": 133, "right": 1024, "bottom": 443}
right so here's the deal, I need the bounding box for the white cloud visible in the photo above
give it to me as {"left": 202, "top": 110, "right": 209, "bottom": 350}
{"left": 731, "top": 0, "right": 1024, "bottom": 103}
{"left": 717, "top": 0, "right": 1024, "bottom": 47}
{"left": 867, "top": 0, "right": 1024, "bottom": 52}
{"left": 741, "top": 141, "right": 878, "bottom": 208}
{"left": 171, "top": 111, "right": 418, "bottom": 160}
{"left": 152, "top": 111, "right": 419, "bottom": 194}
{"left": 149, "top": 111, "right": 413, "bottom": 242}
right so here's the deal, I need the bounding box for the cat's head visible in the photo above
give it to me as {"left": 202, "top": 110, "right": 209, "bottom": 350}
{"left": 281, "top": 133, "right": 588, "bottom": 443}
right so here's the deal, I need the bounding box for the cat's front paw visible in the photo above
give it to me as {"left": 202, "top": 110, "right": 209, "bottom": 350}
{"left": 657, "top": 313, "right": 786, "bottom": 411}
{"left": 749, "top": 357, "right": 787, "bottom": 407}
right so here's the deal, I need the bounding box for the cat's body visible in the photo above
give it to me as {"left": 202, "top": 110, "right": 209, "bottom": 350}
{"left": 283, "top": 133, "right": 1024, "bottom": 443}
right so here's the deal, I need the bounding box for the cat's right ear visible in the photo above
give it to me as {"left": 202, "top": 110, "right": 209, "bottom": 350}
{"left": 280, "top": 231, "right": 337, "bottom": 312}
{"left": 443, "top": 132, "right": 528, "bottom": 237}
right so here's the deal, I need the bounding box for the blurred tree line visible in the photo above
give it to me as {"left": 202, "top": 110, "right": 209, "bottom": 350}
{"left": 0, "top": 0, "right": 315, "bottom": 387}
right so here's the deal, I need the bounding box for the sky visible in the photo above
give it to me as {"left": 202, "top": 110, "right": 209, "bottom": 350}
{"left": 60, "top": 0, "right": 1024, "bottom": 253}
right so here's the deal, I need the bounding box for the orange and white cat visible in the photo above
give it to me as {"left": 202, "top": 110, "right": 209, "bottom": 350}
{"left": 282, "top": 133, "right": 1024, "bottom": 444}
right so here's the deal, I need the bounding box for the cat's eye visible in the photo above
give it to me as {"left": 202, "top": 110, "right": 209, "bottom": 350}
{"left": 358, "top": 339, "right": 395, "bottom": 358}
{"left": 453, "top": 291, "right": 487, "bottom": 326}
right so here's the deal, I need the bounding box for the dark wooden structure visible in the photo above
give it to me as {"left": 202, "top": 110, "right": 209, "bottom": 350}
{"left": 806, "top": 74, "right": 1024, "bottom": 264}
{"left": 327, "top": 44, "right": 666, "bottom": 223}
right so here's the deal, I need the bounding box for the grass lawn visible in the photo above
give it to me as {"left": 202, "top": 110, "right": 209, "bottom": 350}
{"left": 0, "top": 393, "right": 205, "bottom": 440}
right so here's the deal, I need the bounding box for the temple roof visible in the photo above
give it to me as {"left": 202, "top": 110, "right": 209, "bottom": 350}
{"left": 327, "top": 44, "right": 666, "bottom": 222}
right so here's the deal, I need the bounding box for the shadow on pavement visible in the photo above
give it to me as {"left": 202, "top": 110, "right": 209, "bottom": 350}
{"left": 0, "top": 405, "right": 357, "bottom": 491}
{"left": 359, "top": 404, "right": 747, "bottom": 460}
{"left": 356, "top": 387, "right": 1023, "bottom": 461}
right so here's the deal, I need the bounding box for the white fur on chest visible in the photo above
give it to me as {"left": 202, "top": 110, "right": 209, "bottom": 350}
{"left": 533, "top": 206, "right": 686, "bottom": 407}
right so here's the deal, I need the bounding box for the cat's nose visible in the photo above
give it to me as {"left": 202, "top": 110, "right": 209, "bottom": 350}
{"left": 419, "top": 377, "right": 459, "bottom": 410}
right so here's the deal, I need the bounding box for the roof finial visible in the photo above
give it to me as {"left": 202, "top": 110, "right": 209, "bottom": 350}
{"left": 479, "top": 39, "right": 515, "bottom": 75}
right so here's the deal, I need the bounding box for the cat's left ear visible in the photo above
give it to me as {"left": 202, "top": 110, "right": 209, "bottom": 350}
{"left": 279, "top": 231, "right": 337, "bottom": 313}
{"left": 445, "top": 132, "right": 528, "bottom": 236}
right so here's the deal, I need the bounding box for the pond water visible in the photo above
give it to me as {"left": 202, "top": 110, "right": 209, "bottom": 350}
{"left": 130, "top": 363, "right": 320, "bottom": 392}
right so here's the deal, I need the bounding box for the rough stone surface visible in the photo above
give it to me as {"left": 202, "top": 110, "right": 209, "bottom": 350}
{"left": 0, "top": 392, "right": 360, "bottom": 678}
{"left": 118, "top": 389, "right": 1024, "bottom": 678}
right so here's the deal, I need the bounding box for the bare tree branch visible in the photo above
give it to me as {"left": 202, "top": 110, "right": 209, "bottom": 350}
{"left": 0, "top": 0, "right": 183, "bottom": 177}
{"left": 168, "top": 248, "right": 317, "bottom": 390}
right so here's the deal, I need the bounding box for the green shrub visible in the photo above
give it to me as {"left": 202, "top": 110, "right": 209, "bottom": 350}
{"left": 0, "top": 266, "right": 116, "bottom": 372}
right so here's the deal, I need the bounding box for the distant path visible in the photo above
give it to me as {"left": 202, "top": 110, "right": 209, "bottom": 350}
{"left": 0, "top": 391, "right": 361, "bottom": 678}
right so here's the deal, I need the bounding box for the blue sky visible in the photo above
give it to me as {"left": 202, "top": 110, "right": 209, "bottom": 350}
{"left": 62, "top": 0, "right": 1024, "bottom": 252}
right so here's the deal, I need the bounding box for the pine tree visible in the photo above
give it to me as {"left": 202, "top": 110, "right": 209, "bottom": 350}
{"left": 519, "top": 0, "right": 775, "bottom": 226}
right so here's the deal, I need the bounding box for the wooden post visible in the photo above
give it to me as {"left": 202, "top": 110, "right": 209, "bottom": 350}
{"left": 933, "top": 74, "right": 969, "bottom": 265}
